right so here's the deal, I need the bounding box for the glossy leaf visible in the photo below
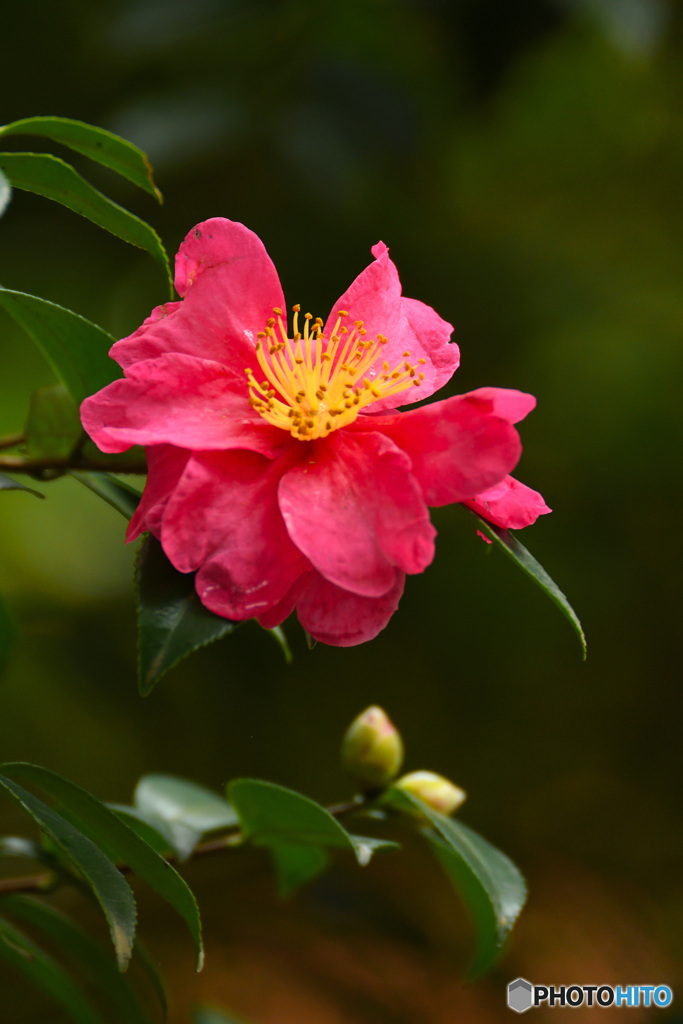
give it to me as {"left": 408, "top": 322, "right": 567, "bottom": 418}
{"left": 385, "top": 787, "right": 526, "bottom": 977}
{"left": 25, "top": 382, "right": 82, "bottom": 460}
{"left": 1, "top": 896, "right": 150, "bottom": 1024}
{"left": 133, "top": 774, "right": 238, "bottom": 862}
{"left": 136, "top": 536, "right": 239, "bottom": 696}
{"left": 0, "top": 153, "right": 171, "bottom": 287}
{"left": 70, "top": 472, "right": 142, "bottom": 520}
{"left": 0, "top": 472, "right": 44, "bottom": 499}
{"left": 229, "top": 779, "right": 398, "bottom": 873}
{"left": 0, "top": 762, "right": 204, "bottom": 971}
{"left": 0, "top": 915, "right": 103, "bottom": 1023}
{"left": 473, "top": 514, "right": 587, "bottom": 658}
{"left": 0, "top": 166, "right": 10, "bottom": 216}
{"left": 133, "top": 936, "right": 169, "bottom": 1022}
{"left": 0, "top": 774, "right": 137, "bottom": 970}
{"left": 268, "top": 625, "right": 293, "bottom": 664}
{"left": 0, "top": 116, "right": 162, "bottom": 201}
{"left": 0, "top": 288, "right": 116, "bottom": 405}
{"left": 268, "top": 842, "right": 331, "bottom": 897}
{"left": 109, "top": 806, "right": 173, "bottom": 856}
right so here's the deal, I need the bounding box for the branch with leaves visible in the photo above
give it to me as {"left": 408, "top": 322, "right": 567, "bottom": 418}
{"left": 0, "top": 115, "right": 585, "bottom": 1023}
{"left": 0, "top": 707, "right": 526, "bottom": 1023}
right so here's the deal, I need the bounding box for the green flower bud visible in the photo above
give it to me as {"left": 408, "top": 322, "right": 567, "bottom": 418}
{"left": 341, "top": 706, "right": 404, "bottom": 790}
{"left": 393, "top": 770, "right": 467, "bottom": 816}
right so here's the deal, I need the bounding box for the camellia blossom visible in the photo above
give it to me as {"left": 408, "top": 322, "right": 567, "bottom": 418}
{"left": 81, "top": 218, "right": 550, "bottom": 646}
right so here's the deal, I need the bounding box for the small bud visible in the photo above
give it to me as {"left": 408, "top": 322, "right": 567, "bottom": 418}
{"left": 341, "top": 706, "right": 404, "bottom": 790}
{"left": 393, "top": 770, "right": 467, "bottom": 816}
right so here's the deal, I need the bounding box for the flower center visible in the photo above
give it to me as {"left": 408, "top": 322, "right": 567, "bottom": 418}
{"left": 245, "top": 306, "right": 425, "bottom": 440}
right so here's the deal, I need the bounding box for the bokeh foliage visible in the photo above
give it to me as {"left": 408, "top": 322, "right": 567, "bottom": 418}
{"left": 1, "top": 1, "right": 682, "bottom": 1020}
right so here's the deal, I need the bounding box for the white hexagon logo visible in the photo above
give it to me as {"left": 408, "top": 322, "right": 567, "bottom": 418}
{"left": 508, "top": 978, "right": 533, "bottom": 1013}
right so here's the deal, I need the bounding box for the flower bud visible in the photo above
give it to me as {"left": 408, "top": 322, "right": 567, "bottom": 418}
{"left": 341, "top": 706, "right": 404, "bottom": 790}
{"left": 393, "top": 770, "right": 466, "bottom": 816}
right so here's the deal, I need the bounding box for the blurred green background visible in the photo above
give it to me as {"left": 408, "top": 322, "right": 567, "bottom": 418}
{"left": 1, "top": 1, "right": 682, "bottom": 1021}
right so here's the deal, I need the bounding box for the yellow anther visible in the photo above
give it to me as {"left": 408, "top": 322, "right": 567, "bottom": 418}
{"left": 246, "top": 306, "right": 426, "bottom": 440}
{"left": 292, "top": 303, "right": 301, "bottom": 312}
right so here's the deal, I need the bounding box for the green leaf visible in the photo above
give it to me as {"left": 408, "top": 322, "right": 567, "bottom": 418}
{"left": 0, "top": 153, "right": 171, "bottom": 288}
{"left": 267, "top": 625, "right": 293, "bottom": 664}
{"left": 0, "top": 471, "right": 44, "bottom": 498}
{"left": 0, "top": 288, "right": 117, "bottom": 405}
{"left": 0, "top": 774, "right": 137, "bottom": 970}
{"left": 133, "top": 936, "right": 169, "bottom": 1022}
{"left": 25, "top": 382, "right": 83, "bottom": 460}
{"left": 0, "top": 116, "right": 162, "bottom": 201}
{"left": 0, "top": 166, "right": 10, "bottom": 216}
{"left": 473, "top": 514, "right": 587, "bottom": 658}
{"left": 1, "top": 896, "right": 150, "bottom": 1024}
{"left": 0, "top": 762, "right": 204, "bottom": 971}
{"left": 0, "top": 915, "right": 103, "bottom": 1023}
{"left": 70, "top": 472, "right": 142, "bottom": 520}
{"left": 267, "top": 843, "right": 331, "bottom": 898}
{"left": 384, "top": 788, "right": 526, "bottom": 977}
{"left": 109, "top": 806, "right": 173, "bottom": 856}
{"left": 136, "top": 536, "right": 240, "bottom": 696}
{"left": 133, "top": 774, "right": 238, "bottom": 862}
{"left": 229, "top": 778, "right": 398, "bottom": 883}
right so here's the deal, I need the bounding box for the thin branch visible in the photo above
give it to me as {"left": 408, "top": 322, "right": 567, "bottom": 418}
{"left": 0, "top": 434, "right": 25, "bottom": 451}
{"left": 0, "top": 455, "right": 147, "bottom": 475}
{"left": 0, "top": 870, "right": 55, "bottom": 895}
{"left": 0, "top": 798, "right": 366, "bottom": 897}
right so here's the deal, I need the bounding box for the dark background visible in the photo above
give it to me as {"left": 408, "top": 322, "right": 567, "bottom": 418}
{"left": 1, "top": 1, "right": 681, "bottom": 1021}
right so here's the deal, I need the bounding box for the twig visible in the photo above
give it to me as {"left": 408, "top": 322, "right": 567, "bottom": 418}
{"left": 0, "top": 455, "right": 147, "bottom": 475}
{"left": 0, "top": 434, "right": 25, "bottom": 451}
{"left": 0, "top": 798, "right": 365, "bottom": 897}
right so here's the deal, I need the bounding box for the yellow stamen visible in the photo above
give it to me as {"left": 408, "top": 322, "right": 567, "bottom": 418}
{"left": 244, "top": 307, "right": 421, "bottom": 440}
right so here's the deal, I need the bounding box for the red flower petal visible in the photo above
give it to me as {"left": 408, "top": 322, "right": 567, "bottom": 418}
{"left": 278, "top": 431, "right": 435, "bottom": 597}
{"left": 464, "top": 387, "right": 536, "bottom": 424}
{"left": 295, "top": 568, "right": 406, "bottom": 647}
{"left": 127, "top": 444, "right": 191, "bottom": 542}
{"left": 323, "top": 242, "right": 458, "bottom": 411}
{"left": 464, "top": 475, "right": 552, "bottom": 529}
{"left": 353, "top": 393, "right": 523, "bottom": 505}
{"left": 81, "top": 353, "right": 288, "bottom": 457}
{"left": 161, "top": 449, "right": 308, "bottom": 619}
{"left": 111, "top": 218, "right": 285, "bottom": 371}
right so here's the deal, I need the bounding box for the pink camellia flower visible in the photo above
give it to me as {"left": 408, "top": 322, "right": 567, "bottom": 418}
{"left": 81, "top": 218, "right": 550, "bottom": 646}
